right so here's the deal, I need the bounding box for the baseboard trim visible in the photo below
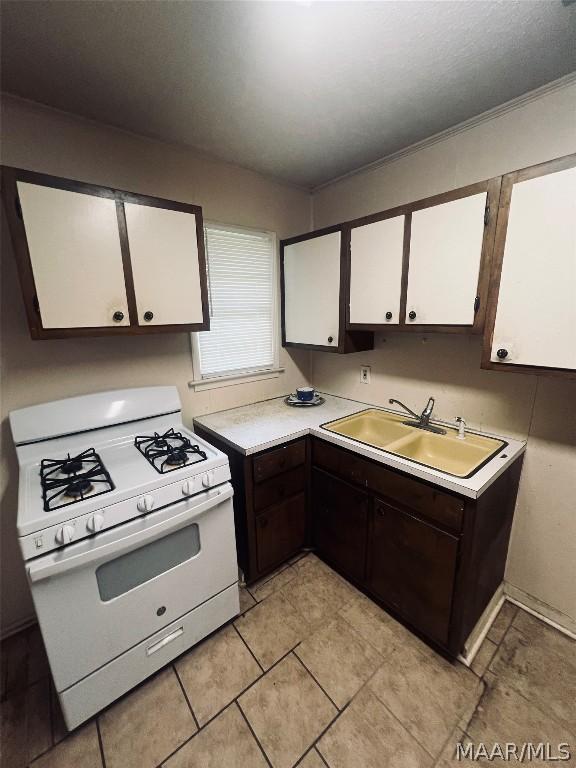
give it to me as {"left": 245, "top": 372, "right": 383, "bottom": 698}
{"left": 458, "top": 585, "right": 505, "bottom": 667}
{"left": 504, "top": 583, "right": 576, "bottom": 640}
{"left": 459, "top": 582, "right": 575, "bottom": 667}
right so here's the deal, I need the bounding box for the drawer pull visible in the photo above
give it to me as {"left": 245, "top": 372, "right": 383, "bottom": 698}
{"left": 146, "top": 627, "right": 183, "bottom": 656}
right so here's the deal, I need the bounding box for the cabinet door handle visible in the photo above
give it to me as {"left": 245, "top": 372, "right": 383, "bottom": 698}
{"left": 327, "top": 336, "right": 334, "bottom": 344}
{"left": 496, "top": 348, "right": 508, "bottom": 360}
{"left": 113, "top": 311, "right": 124, "bottom": 322}
{"left": 385, "top": 311, "right": 392, "bottom": 320}
{"left": 408, "top": 310, "right": 416, "bottom": 320}
{"left": 143, "top": 311, "right": 154, "bottom": 322}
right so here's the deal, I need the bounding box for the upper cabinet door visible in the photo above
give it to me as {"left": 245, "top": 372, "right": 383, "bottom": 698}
{"left": 349, "top": 215, "right": 405, "bottom": 326}
{"left": 283, "top": 231, "right": 341, "bottom": 348}
{"left": 123, "top": 203, "right": 206, "bottom": 327}
{"left": 485, "top": 158, "right": 576, "bottom": 373}
{"left": 406, "top": 192, "right": 488, "bottom": 326}
{"left": 16, "top": 181, "right": 129, "bottom": 329}
{"left": 2, "top": 167, "right": 209, "bottom": 339}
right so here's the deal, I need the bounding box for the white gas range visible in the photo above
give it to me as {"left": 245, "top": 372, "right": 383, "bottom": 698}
{"left": 10, "top": 386, "right": 239, "bottom": 730}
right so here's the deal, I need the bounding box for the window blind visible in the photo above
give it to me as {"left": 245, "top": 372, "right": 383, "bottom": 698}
{"left": 197, "top": 225, "right": 276, "bottom": 378}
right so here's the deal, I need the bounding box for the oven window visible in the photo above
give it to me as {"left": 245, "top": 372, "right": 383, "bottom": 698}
{"left": 96, "top": 524, "right": 200, "bottom": 602}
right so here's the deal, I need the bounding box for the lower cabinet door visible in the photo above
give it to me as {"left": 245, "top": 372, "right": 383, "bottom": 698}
{"left": 369, "top": 499, "right": 459, "bottom": 646}
{"left": 312, "top": 469, "right": 370, "bottom": 583}
{"left": 256, "top": 493, "right": 306, "bottom": 573}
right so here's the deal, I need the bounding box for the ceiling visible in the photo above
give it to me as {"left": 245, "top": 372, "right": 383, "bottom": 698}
{"left": 1, "top": 1, "right": 575, "bottom": 188}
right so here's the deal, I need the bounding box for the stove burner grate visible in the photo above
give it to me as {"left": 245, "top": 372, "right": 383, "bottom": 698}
{"left": 40, "top": 448, "right": 114, "bottom": 512}
{"left": 135, "top": 428, "right": 208, "bottom": 474}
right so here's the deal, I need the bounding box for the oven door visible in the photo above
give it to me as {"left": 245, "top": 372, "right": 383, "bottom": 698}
{"left": 27, "top": 483, "right": 237, "bottom": 691}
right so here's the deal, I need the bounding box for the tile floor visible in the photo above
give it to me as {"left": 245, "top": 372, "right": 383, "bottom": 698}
{"left": 1, "top": 552, "right": 575, "bottom": 767}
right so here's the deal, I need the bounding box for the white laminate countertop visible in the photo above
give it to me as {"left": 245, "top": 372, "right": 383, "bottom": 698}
{"left": 193, "top": 393, "right": 526, "bottom": 499}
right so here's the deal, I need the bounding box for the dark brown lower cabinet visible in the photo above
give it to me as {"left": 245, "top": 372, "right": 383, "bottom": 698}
{"left": 256, "top": 493, "right": 306, "bottom": 573}
{"left": 312, "top": 469, "right": 370, "bottom": 583}
{"left": 194, "top": 422, "right": 523, "bottom": 657}
{"left": 310, "top": 437, "right": 522, "bottom": 657}
{"left": 368, "top": 499, "right": 458, "bottom": 647}
{"left": 193, "top": 424, "right": 309, "bottom": 584}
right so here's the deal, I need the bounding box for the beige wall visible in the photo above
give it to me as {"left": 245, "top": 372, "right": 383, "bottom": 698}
{"left": 311, "top": 82, "right": 576, "bottom": 631}
{"left": 0, "top": 95, "right": 312, "bottom": 636}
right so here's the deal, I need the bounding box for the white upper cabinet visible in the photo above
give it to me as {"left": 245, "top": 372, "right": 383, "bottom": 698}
{"left": 406, "top": 192, "right": 487, "bottom": 326}
{"left": 16, "top": 182, "right": 129, "bottom": 329}
{"left": 349, "top": 216, "right": 405, "bottom": 325}
{"left": 487, "top": 162, "right": 576, "bottom": 371}
{"left": 124, "top": 203, "right": 204, "bottom": 326}
{"left": 283, "top": 231, "right": 341, "bottom": 348}
{"left": 3, "top": 168, "right": 209, "bottom": 339}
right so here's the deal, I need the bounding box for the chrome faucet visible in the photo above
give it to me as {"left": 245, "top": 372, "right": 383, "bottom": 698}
{"left": 420, "top": 397, "right": 435, "bottom": 426}
{"left": 388, "top": 397, "right": 447, "bottom": 435}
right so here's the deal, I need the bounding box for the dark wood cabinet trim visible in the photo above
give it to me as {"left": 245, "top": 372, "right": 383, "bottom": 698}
{"left": 338, "top": 225, "right": 351, "bottom": 350}
{"left": 481, "top": 153, "right": 576, "bottom": 379}
{"left": 115, "top": 201, "right": 139, "bottom": 325}
{"left": 195, "top": 214, "right": 211, "bottom": 330}
{"left": 1, "top": 166, "right": 44, "bottom": 337}
{"left": 398, "top": 213, "right": 412, "bottom": 327}
{"left": 1, "top": 165, "right": 209, "bottom": 339}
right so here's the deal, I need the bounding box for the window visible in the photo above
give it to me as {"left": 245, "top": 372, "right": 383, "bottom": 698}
{"left": 191, "top": 224, "right": 279, "bottom": 385}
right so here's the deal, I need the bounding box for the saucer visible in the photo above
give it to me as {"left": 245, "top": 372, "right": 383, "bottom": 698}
{"left": 284, "top": 394, "right": 325, "bottom": 407}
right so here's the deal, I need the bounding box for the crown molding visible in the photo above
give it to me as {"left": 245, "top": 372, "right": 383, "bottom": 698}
{"left": 312, "top": 72, "right": 576, "bottom": 192}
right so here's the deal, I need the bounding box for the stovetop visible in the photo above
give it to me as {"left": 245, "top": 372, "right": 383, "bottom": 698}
{"left": 40, "top": 448, "right": 115, "bottom": 512}
{"left": 134, "top": 428, "right": 208, "bottom": 474}
{"left": 16, "top": 414, "right": 228, "bottom": 538}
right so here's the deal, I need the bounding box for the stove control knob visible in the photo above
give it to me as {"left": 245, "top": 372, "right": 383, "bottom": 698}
{"left": 86, "top": 513, "right": 104, "bottom": 534}
{"left": 55, "top": 525, "right": 75, "bottom": 546}
{"left": 182, "top": 480, "right": 194, "bottom": 496}
{"left": 202, "top": 472, "right": 213, "bottom": 489}
{"left": 137, "top": 495, "right": 155, "bottom": 513}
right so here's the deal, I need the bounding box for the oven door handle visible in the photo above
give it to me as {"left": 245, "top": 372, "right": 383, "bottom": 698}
{"left": 27, "top": 484, "right": 233, "bottom": 584}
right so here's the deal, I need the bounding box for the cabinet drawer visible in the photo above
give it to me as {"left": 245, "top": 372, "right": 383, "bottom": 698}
{"left": 253, "top": 440, "right": 306, "bottom": 483}
{"left": 254, "top": 465, "right": 306, "bottom": 512}
{"left": 313, "top": 438, "right": 464, "bottom": 533}
{"left": 255, "top": 493, "right": 306, "bottom": 573}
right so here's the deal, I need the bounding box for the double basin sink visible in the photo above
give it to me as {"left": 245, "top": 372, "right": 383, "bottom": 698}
{"left": 321, "top": 409, "right": 506, "bottom": 478}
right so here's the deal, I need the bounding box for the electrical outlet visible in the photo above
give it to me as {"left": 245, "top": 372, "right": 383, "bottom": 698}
{"left": 360, "top": 365, "right": 371, "bottom": 384}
